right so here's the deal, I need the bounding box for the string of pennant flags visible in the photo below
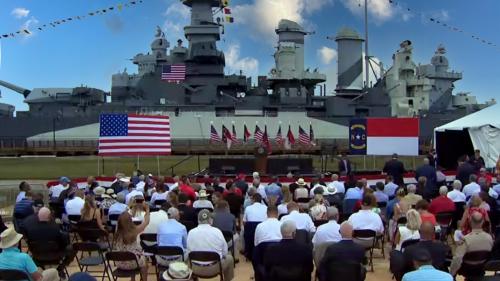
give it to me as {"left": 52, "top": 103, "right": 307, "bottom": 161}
{"left": 1, "top": 0, "right": 144, "bottom": 39}
{"left": 385, "top": 0, "right": 500, "bottom": 51}
{"left": 209, "top": 123, "right": 316, "bottom": 153}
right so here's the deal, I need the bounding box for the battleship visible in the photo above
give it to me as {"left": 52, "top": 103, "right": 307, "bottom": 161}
{"left": 0, "top": 0, "right": 493, "bottom": 155}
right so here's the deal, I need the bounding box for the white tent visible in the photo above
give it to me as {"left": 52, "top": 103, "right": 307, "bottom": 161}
{"left": 435, "top": 103, "right": 500, "bottom": 168}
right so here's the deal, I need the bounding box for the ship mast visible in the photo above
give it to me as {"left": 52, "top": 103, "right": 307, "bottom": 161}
{"left": 364, "top": 0, "right": 370, "bottom": 89}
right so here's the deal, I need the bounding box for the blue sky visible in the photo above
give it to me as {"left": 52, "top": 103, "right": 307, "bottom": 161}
{"left": 0, "top": 0, "right": 499, "bottom": 112}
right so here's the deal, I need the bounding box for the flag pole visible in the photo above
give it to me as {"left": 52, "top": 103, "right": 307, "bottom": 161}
{"left": 157, "top": 155, "right": 160, "bottom": 177}
{"left": 97, "top": 155, "right": 100, "bottom": 176}
{"left": 137, "top": 155, "right": 140, "bottom": 170}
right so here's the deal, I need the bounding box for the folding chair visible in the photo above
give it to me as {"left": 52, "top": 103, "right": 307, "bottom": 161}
{"left": 155, "top": 246, "right": 184, "bottom": 281}
{"left": 139, "top": 233, "right": 157, "bottom": 258}
{"left": 222, "top": 230, "right": 235, "bottom": 266}
{"left": 28, "top": 241, "right": 69, "bottom": 278}
{"left": 0, "top": 269, "right": 32, "bottom": 281}
{"left": 436, "top": 212, "right": 454, "bottom": 243}
{"left": 73, "top": 242, "right": 111, "bottom": 281}
{"left": 457, "top": 250, "right": 491, "bottom": 281}
{"left": 105, "top": 251, "right": 143, "bottom": 281}
{"left": 483, "top": 259, "right": 500, "bottom": 281}
{"left": 322, "top": 261, "right": 364, "bottom": 281}
{"left": 353, "top": 229, "right": 377, "bottom": 272}
{"left": 189, "top": 251, "right": 224, "bottom": 281}
{"left": 77, "top": 228, "right": 111, "bottom": 251}
{"left": 400, "top": 239, "right": 419, "bottom": 252}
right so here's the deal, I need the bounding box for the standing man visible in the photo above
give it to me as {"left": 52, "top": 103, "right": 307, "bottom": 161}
{"left": 470, "top": 149, "right": 486, "bottom": 173}
{"left": 383, "top": 154, "right": 406, "bottom": 186}
{"left": 338, "top": 153, "right": 352, "bottom": 176}
{"left": 415, "top": 158, "right": 437, "bottom": 200}
{"left": 456, "top": 155, "right": 475, "bottom": 185}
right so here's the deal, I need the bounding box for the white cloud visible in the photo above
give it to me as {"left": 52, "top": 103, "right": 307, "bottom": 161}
{"left": 165, "top": 2, "right": 190, "bottom": 19}
{"left": 11, "top": 8, "right": 30, "bottom": 19}
{"left": 341, "top": 0, "right": 394, "bottom": 22}
{"left": 225, "top": 43, "right": 259, "bottom": 77}
{"left": 20, "top": 17, "right": 39, "bottom": 38}
{"left": 431, "top": 10, "right": 450, "bottom": 22}
{"left": 232, "top": 0, "right": 333, "bottom": 43}
{"left": 317, "top": 46, "right": 338, "bottom": 65}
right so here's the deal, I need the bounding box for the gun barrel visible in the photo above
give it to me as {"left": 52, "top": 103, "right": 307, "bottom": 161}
{"left": 0, "top": 80, "right": 31, "bottom": 98}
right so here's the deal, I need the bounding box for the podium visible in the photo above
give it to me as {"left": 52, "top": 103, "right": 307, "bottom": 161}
{"left": 254, "top": 147, "right": 269, "bottom": 176}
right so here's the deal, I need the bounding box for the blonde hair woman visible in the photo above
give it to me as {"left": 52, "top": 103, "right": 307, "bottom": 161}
{"left": 394, "top": 209, "right": 421, "bottom": 251}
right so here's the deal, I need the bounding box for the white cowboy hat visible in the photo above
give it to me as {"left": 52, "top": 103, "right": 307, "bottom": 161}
{"left": 119, "top": 177, "right": 131, "bottom": 183}
{"left": 198, "top": 189, "right": 208, "bottom": 198}
{"left": 163, "top": 262, "right": 192, "bottom": 281}
{"left": 296, "top": 178, "right": 306, "bottom": 186}
{"left": 324, "top": 185, "right": 337, "bottom": 195}
{"left": 0, "top": 227, "right": 23, "bottom": 249}
{"left": 93, "top": 186, "right": 106, "bottom": 196}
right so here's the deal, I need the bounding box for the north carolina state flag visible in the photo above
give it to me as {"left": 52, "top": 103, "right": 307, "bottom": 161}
{"left": 366, "top": 118, "right": 419, "bottom": 156}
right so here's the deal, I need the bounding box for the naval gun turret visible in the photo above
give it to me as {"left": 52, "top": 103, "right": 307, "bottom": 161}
{"left": 0, "top": 80, "right": 31, "bottom": 98}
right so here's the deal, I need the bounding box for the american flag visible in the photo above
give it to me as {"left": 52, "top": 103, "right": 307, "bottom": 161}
{"left": 161, "top": 64, "right": 186, "bottom": 82}
{"left": 98, "top": 114, "right": 171, "bottom": 156}
{"left": 254, "top": 125, "right": 263, "bottom": 144}
{"left": 243, "top": 124, "right": 251, "bottom": 143}
{"left": 298, "top": 125, "right": 310, "bottom": 145}
{"left": 275, "top": 125, "right": 284, "bottom": 146}
{"left": 210, "top": 124, "right": 222, "bottom": 143}
{"left": 232, "top": 124, "right": 240, "bottom": 144}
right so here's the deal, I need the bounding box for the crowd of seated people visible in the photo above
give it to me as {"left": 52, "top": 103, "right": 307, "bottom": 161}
{"left": 1, "top": 150, "right": 500, "bottom": 281}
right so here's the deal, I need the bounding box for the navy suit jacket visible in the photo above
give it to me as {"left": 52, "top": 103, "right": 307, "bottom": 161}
{"left": 319, "top": 239, "right": 366, "bottom": 280}
{"left": 415, "top": 164, "right": 437, "bottom": 199}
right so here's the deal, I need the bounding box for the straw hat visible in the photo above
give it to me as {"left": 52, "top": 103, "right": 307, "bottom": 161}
{"left": 119, "top": 177, "right": 131, "bottom": 183}
{"left": 324, "top": 185, "right": 337, "bottom": 195}
{"left": 0, "top": 227, "right": 23, "bottom": 249}
{"left": 93, "top": 186, "right": 106, "bottom": 196}
{"left": 296, "top": 178, "right": 306, "bottom": 186}
{"left": 198, "top": 189, "right": 208, "bottom": 198}
{"left": 162, "top": 262, "right": 192, "bottom": 280}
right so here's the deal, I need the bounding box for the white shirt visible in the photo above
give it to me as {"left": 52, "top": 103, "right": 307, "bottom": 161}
{"left": 193, "top": 199, "right": 214, "bottom": 209}
{"left": 50, "top": 184, "right": 69, "bottom": 198}
{"left": 384, "top": 182, "right": 398, "bottom": 196}
{"left": 280, "top": 210, "right": 316, "bottom": 232}
{"left": 488, "top": 188, "right": 499, "bottom": 200}
{"left": 65, "top": 197, "right": 85, "bottom": 215}
{"left": 344, "top": 187, "right": 363, "bottom": 200}
{"left": 254, "top": 218, "right": 282, "bottom": 246}
{"left": 312, "top": 220, "right": 341, "bottom": 245}
{"left": 277, "top": 203, "right": 288, "bottom": 215}
{"left": 169, "top": 182, "right": 179, "bottom": 191}
{"left": 187, "top": 224, "right": 228, "bottom": 258}
{"left": 396, "top": 226, "right": 420, "bottom": 251}
{"left": 16, "top": 191, "right": 26, "bottom": 203}
{"left": 327, "top": 181, "right": 345, "bottom": 194}
{"left": 447, "top": 190, "right": 466, "bottom": 202}
{"left": 309, "top": 184, "right": 324, "bottom": 198}
{"left": 243, "top": 202, "right": 268, "bottom": 222}
{"left": 463, "top": 182, "right": 481, "bottom": 198}
{"left": 136, "top": 181, "right": 146, "bottom": 192}
{"left": 493, "top": 184, "right": 500, "bottom": 195}
{"left": 126, "top": 189, "right": 144, "bottom": 205}
{"left": 150, "top": 192, "right": 168, "bottom": 205}
{"left": 256, "top": 185, "right": 267, "bottom": 199}
{"left": 348, "top": 209, "right": 384, "bottom": 234}
{"left": 108, "top": 202, "right": 128, "bottom": 216}
{"left": 143, "top": 210, "right": 169, "bottom": 233}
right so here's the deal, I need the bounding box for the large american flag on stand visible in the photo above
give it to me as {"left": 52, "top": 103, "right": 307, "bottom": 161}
{"left": 98, "top": 114, "right": 171, "bottom": 156}
{"left": 298, "top": 125, "right": 310, "bottom": 145}
{"left": 161, "top": 64, "right": 186, "bottom": 82}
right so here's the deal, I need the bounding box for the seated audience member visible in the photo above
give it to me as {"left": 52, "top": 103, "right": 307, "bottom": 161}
{"left": 85, "top": 176, "right": 99, "bottom": 195}
{"left": 277, "top": 187, "right": 292, "bottom": 216}
{"left": 135, "top": 175, "right": 146, "bottom": 192}
{"left": 193, "top": 190, "right": 214, "bottom": 210}
{"left": 168, "top": 192, "right": 179, "bottom": 207}
{"left": 265, "top": 176, "right": 283, "bottom": 205}
{"left": 224, "top": 183, "right": 244, "bottom": 220}
{"left": 143, "top": 202, "right": 169, "bottom": 234}
{"left": 211, "top": 177, "right": 225, "bottom": 194}
{"left": 99, "top": 189, "right": 117, "bottom": 210}
{"left": 128, "top": 195, "right": 147, "bottom": 222}
{"left": 234, "top": 173, "right": 249, "bottom": 195}
{"left": 415, "top": 176, "right": 428, "bottom": 198}
{"left": 344, "top": 180, "right": 364, "bottom": 200}
{"left": 309, "top": 192, "right": 328, "bottom": 221}
{"left": 463, "top": 174, "right": 480, "bottom": 198}
{"left": 460, "top": 195, "right": 491, "bottom": 235}
{"left": 108, "top": 193, "right": 128, "bottom": 217}
{"left": 447, "top": 180, "right": 466, "bottom": 203}
{"left": 312, "top": 207, "right": 341, "bottom": 246}
{"left": 374, "top": 182, "right": 389, "bottom": 203}
{"left": 79, "top": 195, "right": 107, "bottom": 232}
{"left": 178, "top": 177, "right": 196, "bottom": 202}
{"left": 114, "top": 209, "right": 150, "bottom": 281}
{"left": 187, "top": 210, "right": 234, "bottom": 281}
{"left": 157, "top": 207, "right": 188, "bottom": 265}
{"left": 92, "top": 186, "right": 106, "bottom": 202}
{"left": 348, "top": 194, "right": 384, "bottom": 234}
{"left": 319, "top": 222, "right": 366, "bottom": 281}
{"left": 327, "top": 174, "right": 345, "bottom": 194}
{"left": 243, "top": 187, "right": 257, "bottom": 210}
{"left": 252, "top": 178, "right": 267, "bottom": 201}
{"left": 13, "top": 191, "right": 34, "bottom": 227}
{"left": 493, "top": 174, "right": 500, "bottom": 194}
{"left": 479, "top": 168, "right": 493, "bottom": 187}
{"left": 16, "top": 181, "right": 31, "bottom": 203}
{"left": 50, "top": 177, "right": 71, "bottom": 201}
{"left": 280, "top": 202, "right": 316, "bottom": 233}
{"left": 450, "top": 211, "right": 493, "bottom": 276}
{"left": 0, "top": 227, "right": 60, "bottom": 281}
{"left": 384, "top": 175, "right": 399, "bottom": 198}
{"left": 243, "top": 193, "right": 267, "bottom": 223}
{"left": 415, "top": 200, "right": 437, "bottom": 226}
{"left": 428, "top": 186, "right": 456, "bottom": 215}
{"left": 403, "top": 184, "right": 422, "bottom": 207}
{"left": 125, "top": 184, "right": 144, "bottom": 205}
{"left": 394, "top": 209, "right": 421, "bottom": 251}
{"left": 65, "top": 190, "right": 85, "bottom": 216}
{"left": 263, "top": 221, "right": 313, "bottom": 281}
{"left": 22, "top": 208, "right": 74, "bottom": 277}
{"left": 402, "top": 248, "right": 453, "bottom": 281}
{"left": 115, "top": 177, "right": 130, "bottom": 196}
{"left": 212, "top": 200, "right": 236, "bottom": 233}
{"left": 150, "top": 178, "right": 168, "bottom": 206}
{"left": 254, "top": 206, "right": 282, "bottom": 246}
{"left": 294, "top": 178, "right": 309, "bottom": 201}
{"left": 177, "top": 193, "right": 197, "bottom": 224}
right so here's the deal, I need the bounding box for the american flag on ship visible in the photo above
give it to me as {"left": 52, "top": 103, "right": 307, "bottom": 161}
{"left": 298, "top": 125, "right": 310, "bottom": 145}
{"left": 254, "top": 125, "right": 263, "bottom": 144}
{"left": 161, "top": 64, "right": 186, "bottom": 82}
{"left": 98, "top": 114, "right": 171, "bottom": 156}
{"left": 210, "top": 124, "right": 222, "bottom": 143}
{"left": 275, "top": 125, "right": 284, "bottom": 146}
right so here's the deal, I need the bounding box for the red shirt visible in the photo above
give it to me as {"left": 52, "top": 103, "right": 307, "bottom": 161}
{"left": 179, "top": 184, "right": 196, "bottom": 201}
{"left": 428, "top": 196, "right": 456, "bottom": 215}
{"left": 223, "top": 188, "right": 242, "bottom": 197}
{"left": 420, "top": 212, "right": 437, "bottom": 226}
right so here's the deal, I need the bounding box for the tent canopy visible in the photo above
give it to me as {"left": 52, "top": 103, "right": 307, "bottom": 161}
{"left": 434, "top": 103, "right": 499, "bottom": 169}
